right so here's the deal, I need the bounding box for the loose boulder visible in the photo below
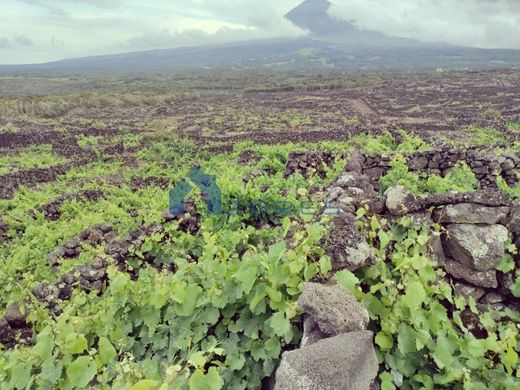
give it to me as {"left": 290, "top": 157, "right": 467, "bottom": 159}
{"left": 4, "top": 303, "right": 28, "bottom": 329}
{"left": 274, "top": 331, "right": 378, "bottom": 390}
{"left": 298, "top": 283, "right": 369, "bottom": 346}
{"left": 385, "top": 186, "right": 418, "bottom": 216}
{"left": 443, "top": 224, "right": 508, "bottom": 271}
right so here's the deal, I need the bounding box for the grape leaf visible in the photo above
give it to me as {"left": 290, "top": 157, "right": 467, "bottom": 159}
{"left": 66, "top": 356, "right": 97, "bottom": 387}
{"left": 189, "top": 367, "right": 223, "bottom": 390}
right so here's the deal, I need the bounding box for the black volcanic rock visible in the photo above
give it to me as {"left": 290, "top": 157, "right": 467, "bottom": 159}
{"left": 285, "top": 0, "right": 355, "bottom": 36}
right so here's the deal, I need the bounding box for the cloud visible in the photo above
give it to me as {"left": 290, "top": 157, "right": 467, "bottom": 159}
{"left": 113, "top": 19, "right": 305, "bottom": 52}
{"left": 329, "top": 0, "right": 520, "bottom": 49}
{"left": 0, "top": 37, "right": 9, "bottom": 49}
{"left": 21, "top": 0, "right": 125, "bottom": 10}
{"left": 0, "top": 35, "right": 34, "bottom": 49}
{"left": 74, "top": 0, "right": 126, "bottom": 8}
{"left": 13, "top": 35, "right": 33, "bottom": 46}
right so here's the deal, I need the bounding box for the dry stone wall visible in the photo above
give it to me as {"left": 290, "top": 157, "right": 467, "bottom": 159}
{"left": 284, "top": 146, "right": 520, "bottom": 189}
{"left": 275, "top": 161, "right": 520, "bottom": 389}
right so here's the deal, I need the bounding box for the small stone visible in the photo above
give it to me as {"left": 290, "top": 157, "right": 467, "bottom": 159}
{"left": 64, "top": 248, "right": 78, "bottom": 258}
{"left": 385, "top": 186, "right": 417, "bottom": 216}
{"left": 60, "top": 272, "right": 77, "bottom": 285}
{"left": 65, "top": 240, "right": 78, "bottom": 250}
{"left": 325, "top": 215, "right": 374, "bottom": 271}
{"left": 91, "top": 256, "right": 107, "bottom": 270}
{"left": 429, "top": 234, "right": 445, "bottom": 265}
{"left": 480, "top": 293, "right": 504, "bottom": 305}
{"left": 87, "top": 230, "right": 104, "bottom": 246}
{"left": 98, "top": 224, "right": 112, "bottom": 233}
{"left": 443, "top": 258, "right": 498, "bottom": 288}
{"left": 4, "top": 303, "right": 28, "bottom": 329}
{"left": 32, "top": 283, "right": 58, "bottom": 302}
{"left": 453, "top": 282, "right": 485, "bottom": 301}
{"left": 460, "top": 309, "right": 487, "bottom": 339}
{"left": 477, "top": 303, "right": 507, "bottom": 313}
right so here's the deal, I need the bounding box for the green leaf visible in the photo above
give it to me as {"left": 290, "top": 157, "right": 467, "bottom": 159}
{"left": 269, "top": 312, "right": 291, "bottom": 337}
{"left": 496, "top": 255, "right": 515, "bottom": 273}
{"left": 265, "top": 337, "right": 281, "bottom": 358}
{"left": 130, "top": 380, "right": 158, "bottom": 390}
{"left": 41, "top": 359, "right": 63, "bottom": 384}
{"left": 236, "top": 262, "right": 258, "bottom": 295}
{"left": 510, "top": 274, "right": 520, "bottom": 297}
{"left": 189, "top": 367, "right": 223, "bottom": 390}
{"left": 99, "top": 337, "right": 117, "bottom": 365}
{"left": 371, "top": 215, "right": 381, "bottom": 230}
{"left": 66, "top": 356, "right": 97, "bottom": 387}
{"left": 380, "top": 372, "right": 396, "bottom": 390}
{"left": 465, "top": 338, "right": 486, "bottom": 358}
{"left": 334, "top": 270, "right": 360, "bottom": 293}
{"left": 189, "top": 351, "right": 207, "bottom": 369}
{"left": 33, "top": 326, "right": 54, "bottom": 360}
{"left": 176, "top": 284, "right": 202, "bottom": 316}
{"left": 378, "top": 230, "right": 390, "bottom": 249}
{"left": 503, "top": 346, "right": 519, "bottom": 374}
{"left": 319, "top": 256, "right": 332, "bottom": 275}
{"left": 402, "top": 281, "right": 426, "bottom": 310}
{"left": 9, "top": 362, "right": 31, "bottom": 389}
{"left": 65, "top": 333, "right": 88, "bottom": 354}
{"left": 397, "top": 324, "right": 416, "bottom": 354}
{"left": 432, "top": 333, "right": 455, "bottom": 369}
{"left": 375, "top": 332, "right": 394, "bottom": 351}
{"left": 268, "top": 241, "right": 286, "bottom": 260}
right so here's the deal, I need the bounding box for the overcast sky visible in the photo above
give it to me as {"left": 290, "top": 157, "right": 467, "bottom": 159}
{"left": 1, "top": 0, "right": 519, "bottom": 64}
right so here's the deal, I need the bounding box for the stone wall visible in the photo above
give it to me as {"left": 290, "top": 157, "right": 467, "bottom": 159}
{"left": 284, "top": 146, "right": 520, "bottom": 189}
{"left": 323, "top": 169, "right": 520, "bottom": 314}
{"left": 274, "top": 167, "right": 520, "bottom": 389}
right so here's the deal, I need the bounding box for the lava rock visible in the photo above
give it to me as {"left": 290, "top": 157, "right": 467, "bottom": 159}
{"left": 433, "top": 203, "right": 509, "bottom": 225}
{"left": 274, "top": 331, "right": 378, "bottom": 390}
{"left": 453, "top": 282, "right": 486, "bottom": 301}
{"left": 444, "top": 224, "right": 509, "bottom": 271}
{"left": 443, "top": 258, "right": 498, "bottom": 288}
{"left": 325, "top": 214, "right": 374, "bottom": 271}
{"left": 385, "top": 186, "right": 418, "bottom": 216}
{"left": 298, "top": 283, "right": 369, "bottom": 347}
{"left": 4, "top": 303, "right": 28, "bottom": 328}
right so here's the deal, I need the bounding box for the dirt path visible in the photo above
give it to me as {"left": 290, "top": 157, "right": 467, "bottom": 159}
{"left": 349, "top": 99, "right": 376, "bottom": 116}
{"left": 382, "top": 116, "right": 436, "bottom": 125}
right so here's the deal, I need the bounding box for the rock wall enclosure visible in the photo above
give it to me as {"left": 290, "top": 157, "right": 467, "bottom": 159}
{"left": 276, "top": 150, "right": 520, "bottom": 389}
{"left": 284, "top": 146, "right": 520, "bottom": 189}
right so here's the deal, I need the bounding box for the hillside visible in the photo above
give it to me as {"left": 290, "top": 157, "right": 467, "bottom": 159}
{"left": 0, "top": 0, "right": 519, "bottom": 74}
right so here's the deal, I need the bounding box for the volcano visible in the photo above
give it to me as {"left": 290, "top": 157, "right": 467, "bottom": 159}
{"left": 285, "top": 0, "right": 429, "bottom": 47}
{"left": 285, "top": 0, "right": 357, "bottom": 36}
{"left": 1, "top": 0, "right": 520, "bottom": 73}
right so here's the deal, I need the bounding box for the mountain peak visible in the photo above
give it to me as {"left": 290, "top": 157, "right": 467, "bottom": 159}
{"left": 285, "top": 0, "right": 355, "bottom": 36}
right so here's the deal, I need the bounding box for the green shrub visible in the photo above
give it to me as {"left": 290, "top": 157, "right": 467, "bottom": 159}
{"left": 380, "top": 155, "right": 477, "bottom": 194}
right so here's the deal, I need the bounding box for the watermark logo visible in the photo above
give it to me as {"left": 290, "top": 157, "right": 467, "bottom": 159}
{"left": 169, "top": 168, "right": 340, "bottom": 217}
{"left": 169, "top": 167, "right": 222, "bottom": 216}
